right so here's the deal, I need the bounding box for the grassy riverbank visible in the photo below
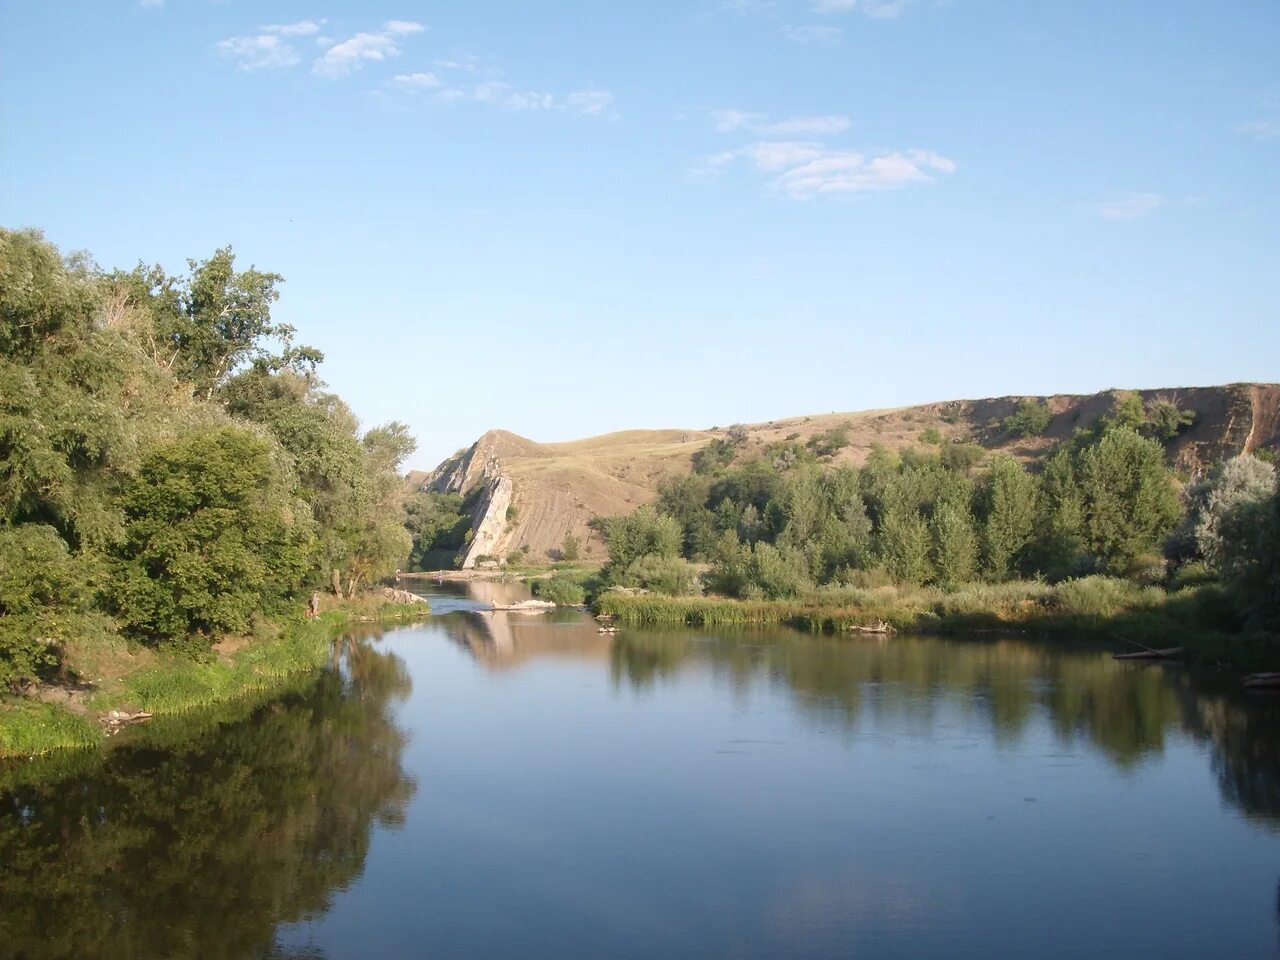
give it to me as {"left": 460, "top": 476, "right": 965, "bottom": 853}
{"left": 0, "top": 600, "right": 430, "bottom": 759}
{"left": 594, "top": 577, "right": 1278, "bottom": 670}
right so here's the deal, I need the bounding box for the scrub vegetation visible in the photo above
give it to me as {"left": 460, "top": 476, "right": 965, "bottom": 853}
{"left": 589, "top": 401, "right": 1278, "bottom": 667}
{"left": 1, "top": 228, "right": 426, "bottom": 753}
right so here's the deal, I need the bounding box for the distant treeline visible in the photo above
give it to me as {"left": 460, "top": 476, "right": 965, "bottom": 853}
{"left": 584, "top": 404, "right": 1279, "bottom": 639}
{"left": 1, "top": 228, "right": 416, "bottom": 686}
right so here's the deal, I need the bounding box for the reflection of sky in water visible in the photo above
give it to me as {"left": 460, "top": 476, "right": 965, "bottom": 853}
{"left": 276, "top": 616, "right": 1280, "bottom": 960}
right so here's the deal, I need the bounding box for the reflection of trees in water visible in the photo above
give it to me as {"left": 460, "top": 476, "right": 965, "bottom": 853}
{"left": 0, "top": 637, "right": 414, "bottom": 960}
{"left": 610, "top": 630, "right": 1280, "bottom": 823}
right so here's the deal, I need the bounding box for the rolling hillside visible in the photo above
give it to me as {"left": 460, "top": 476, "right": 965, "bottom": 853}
{"left": 414, "top": 383, "right": 1280, "bottom": 568}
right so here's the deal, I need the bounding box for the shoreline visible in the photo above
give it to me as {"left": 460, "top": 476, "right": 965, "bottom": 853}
{"left": 0, "top": 599, "right": 432, "bottom": 760}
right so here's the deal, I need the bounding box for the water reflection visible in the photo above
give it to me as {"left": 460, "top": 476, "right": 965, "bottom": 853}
{"left": 0, "top": 636, "right": 414, "bottom": 960}
{"left": 606, "top": 629, "right": 1280, "bottom": 825}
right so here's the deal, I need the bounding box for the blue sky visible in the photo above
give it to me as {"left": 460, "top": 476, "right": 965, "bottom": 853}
{"left": 2, "top": 1, "right": 1277, "bottom": 469}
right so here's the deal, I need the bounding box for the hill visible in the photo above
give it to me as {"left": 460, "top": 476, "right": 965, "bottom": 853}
{"left": 416, "top": 384, "right": 1280, "bottom": 568}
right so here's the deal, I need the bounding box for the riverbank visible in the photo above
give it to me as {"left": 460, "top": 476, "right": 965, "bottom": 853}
{"left": 594, "top": 577, "right": 1279, "bottom": 672}
{"left": 0, "top": 597, "right": 431, "bottom": 759}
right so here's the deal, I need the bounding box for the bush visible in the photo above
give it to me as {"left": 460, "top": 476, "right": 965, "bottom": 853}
{"left": 619, "top": 554, "right": 702, "bottom": 596}
{"left": 533, "top": 576, "right": 587, "bottom": 606}
{"left": 0, "top": 524, "right": 98, "bottom": 688}
{"left": 1003, "top": 400, "right": 1053, "bottom": 438}
{"left": 561, "top": 532, "right": 581, "bottom": 562}
{"left": 1051, "top": 576, "right": 1160, "bottom": 619}
{"left": 108, "top": 427, "right": 315, "bottom": 653}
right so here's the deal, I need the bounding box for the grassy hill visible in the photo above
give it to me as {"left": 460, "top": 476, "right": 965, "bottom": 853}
{"left": 415, "top": 383, "right": 1280, "bottom": 567}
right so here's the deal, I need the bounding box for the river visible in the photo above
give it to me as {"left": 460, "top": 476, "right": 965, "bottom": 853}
{"left": 3, "top": 580, "right": 1279, "bottom": 959}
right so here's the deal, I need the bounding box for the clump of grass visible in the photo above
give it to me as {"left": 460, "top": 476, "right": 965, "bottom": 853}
{"left": 104, "top": 615, "right": 338, "bottom": 714}
{"left": 0, "top": 701, "right": 100, "bottom": 757}
{"left": 1050, "top": 576, "right": 1163, "bottom": 619}
{"left": 594, "top": 577, "right": 1258, "bottom": 658}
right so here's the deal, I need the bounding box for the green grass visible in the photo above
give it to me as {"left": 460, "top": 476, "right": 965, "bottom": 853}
{"left": 594, "top": 577, "right": 1269, "bottom": 668}
{"left": 0, "top": 700, "right": 100, "bottom": 757}
{"left": 0, "top": 595, "right": 429, "bottom": 759}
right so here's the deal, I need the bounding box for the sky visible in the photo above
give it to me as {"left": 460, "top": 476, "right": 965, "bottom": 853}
{"left": 2, "top": 1, "right": 1278, "bottom": 470}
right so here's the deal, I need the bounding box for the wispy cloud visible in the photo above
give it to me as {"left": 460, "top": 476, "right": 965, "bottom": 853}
{"left": 697, "top": 109, "right": 953, "bottom": 199}
{"left": 565, "top": 90, "right": 615, "bottom": 116}
{"left": 261, "top": 20, "right": 326, "bottom": 38}
{"left": 313, "top": 20, "right": 425, "bottom": 77}
{"left": 1096, "top": 192, "right": 1164, "bottom": 220}
{"left": 472, "top": 81, "right": 555, "bottom": 111}
{"left": 712, "top": 109, "right": 850, "bottom": 136}
{"left": 392, "top": 72, "right": 442, "bottom": 89}
{"left": 138, "top": 0, "right": 164, "bottom": 8}
{"left": 218, "top": 34, "right": 301, "bottom": 71}
{"left": 1235, "top": 119, "right": 1280, "bottom": 141}
{"left": 411, "top": 80, "right": 614, "bottom": 116}
{"left": 812, "top": 0, "right": 910, "bottom": 18}
{"left": 782, "top": 24, "right": 843, "bottom": 45}
{"left": 216, "top": 19, "right": 393, "bottom": 74}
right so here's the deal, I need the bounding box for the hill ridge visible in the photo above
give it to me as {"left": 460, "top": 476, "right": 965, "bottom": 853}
{"left": 419, "top": 382, "right": 1280, "bottom": 568}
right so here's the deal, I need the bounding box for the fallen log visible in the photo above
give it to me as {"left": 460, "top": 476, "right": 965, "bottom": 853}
{"left": 1243, "top": 672, "right": 1280, "bottom": 690}
{"left": 1113, "top": 646, "right": 1183, "bottom": 661}
{"left": 489, "top": 599, "right": 557, "bottom": 612}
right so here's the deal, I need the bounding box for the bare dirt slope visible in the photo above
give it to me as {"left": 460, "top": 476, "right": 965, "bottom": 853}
{"left": 420, "top": 383, "right": 1280, "bottom": 566}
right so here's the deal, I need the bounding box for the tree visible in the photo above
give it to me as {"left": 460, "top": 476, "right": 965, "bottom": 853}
{"left": 0, "top": 525, "right": 103, "bottom": 688}
{"left": 931, "top": 501, "right": 978, "bottom": 587}
{"left": 560, "top": 532, "right": 581, "bottom": 562}
{"left": 1217, "top": 480, "right": 1279, "bottom": 631}
{"left": 594, "top": 508, "right": 683, "bottom": 584}
{"left": 977, "top": 454, "right": 1037, "bottom": 579}
{"left": 1184, "top": 454, "right": 1276, "bottom": 569}
{"left": 1075, "top": 427, "right": 1181, "bottom": 571}
{"left": 115, "top": 248, "right": 294, "bottom": 397}
{"left": 877, "top": 508, "right": 933, "bottom": 585}
{"left": 1002, "top": 400, "right": 1053, "bottom": 438}
{"left": 108, "top": 427, "right": 315, "bottom": 652}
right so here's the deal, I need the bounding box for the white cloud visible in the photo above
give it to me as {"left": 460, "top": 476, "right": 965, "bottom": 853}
{"left": 698, "top": 108, "right": 953, "bottom": 199}
{"left": 261, "top": 20, "right": 325, "bottom": 38}
{"left": 421, "top": 80, "right": 613, "bottom": 116}
{"left": 393, "top": 72, "right": 443, "bottom": 88}
{"left": 776, "top": 148, "right": 953, "bottom": 197}
{"left": 313, "top": 20, "right": 425, "bottom": 76}
{"left": 1235, "top": 119, "right": 1280, "bottom": 141}
{"left": 712, "top": 109, "right": 850, "bottom": 136}
{"left": 434, "top": 58, "right": 479, "bottom": 72}
{"left": 471, "top": 81, "right": 555, "bottom": 111}
{"left": 565, "top": 90, "right": 614, "bottom": 115}
{"left": 713, "top": 109, "right": 765, "bottom": 132}
{"left": 813, "top": 0, "right": 910, "bottom": 18}
{"left": 763, "top": 114, "right": 850, "bottom": 135}
{"left": 217, "top": 34, "right": 300, "bottom": 71}
{"left": 782, "top": 24, "right": 843, "bottom": 44}
{"left": 1096, "top": 193, "right": 1164, "bottom": 220}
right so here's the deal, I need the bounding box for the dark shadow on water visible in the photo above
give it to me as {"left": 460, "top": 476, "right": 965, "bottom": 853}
{"left": 0, "top": 636, "right": 414, "bottom": 960}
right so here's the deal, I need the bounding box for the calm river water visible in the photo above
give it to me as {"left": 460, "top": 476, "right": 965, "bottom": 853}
{"left": 3, "top": 581, "right": 1279, "bottom": 959}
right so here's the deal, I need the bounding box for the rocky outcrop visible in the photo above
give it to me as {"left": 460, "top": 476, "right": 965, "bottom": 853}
{"left": 459, "top": 475, "right": 513, "bottom": 569}
{"left": 425, "top": 429, "right": 547, "bottom": 495}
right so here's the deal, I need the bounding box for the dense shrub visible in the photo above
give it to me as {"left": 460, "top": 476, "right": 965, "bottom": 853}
{"left": 1003, "top": 400, "right": 1053, "bottom": 438}
{"left": 0, "top": 525, "right": 96, "bottom": 687}
{"left": 533, "top": 576, "right": 588, "bottom": 606}
{"left": 109, "top": 427, "right": 315, "bottom": 653}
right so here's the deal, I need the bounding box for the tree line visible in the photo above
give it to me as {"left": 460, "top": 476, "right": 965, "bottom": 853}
{"left": 1, "top": 228, "right": 415, "bottom": 685}
{"left": 592, "top": 404, "right": 1279, "bottom": 634}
